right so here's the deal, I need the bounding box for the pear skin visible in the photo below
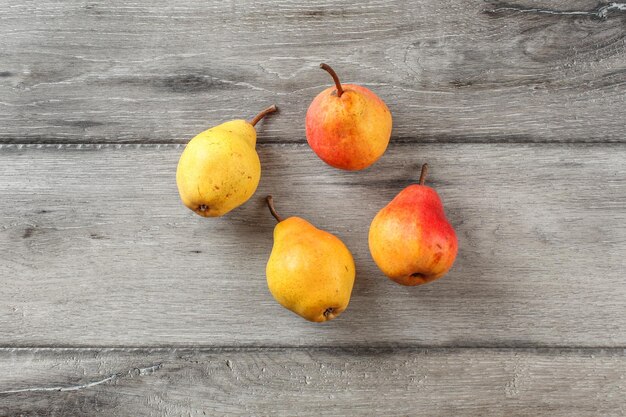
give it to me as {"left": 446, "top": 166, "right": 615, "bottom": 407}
{"left": 305, "top": 64, "right": 392, "bottom": 171}
{"left": 176, "top": 105, "right": 277, "bottom": 217}
{"left": 265, "top": 196, "right": 356, "bottom": 322}
{"left": 369, "top": 164, "right": 458, "bottom": 286}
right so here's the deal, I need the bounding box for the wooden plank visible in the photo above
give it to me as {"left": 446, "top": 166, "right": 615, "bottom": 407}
{"left": 0, "top": 348, "right": 624, "bottom": 416}
{"left": 0, "top": 0, "right": 624, "bottom": 143}
{"left": 0, "top": 143, "right": 624, "bottom": 347}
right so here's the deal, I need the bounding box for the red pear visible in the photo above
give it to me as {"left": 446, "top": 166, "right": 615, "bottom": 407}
{"left": 305, "top": 63, "right": 392, "bottom": 171}
{"left": 368, "top": 164, "right": 458, "bottom": 286}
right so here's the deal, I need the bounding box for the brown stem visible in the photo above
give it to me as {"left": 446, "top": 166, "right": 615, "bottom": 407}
{"left": 266, "top": 195, "right": 283, "bottom": 223}
{"left": 320, "top": 63, "right": 343, "bottom": 97}
{"left": 419, "top": 163, "right": 429, "bottom": 185}
{"left": 249, "top": 105, "right": 278, "bottom": 127}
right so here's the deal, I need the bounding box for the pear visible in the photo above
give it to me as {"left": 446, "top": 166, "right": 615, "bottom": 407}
{"left": 369, "top": 164, "right": 458, "bottom": 286}
{"left": 176, "top": 105, "right": 277, "bottom": 217}
{"left": 265, "top": 196, "right": 356, "bottom": 322}
{"left": 305, "top": 63, "right": 392, "bottom": 171}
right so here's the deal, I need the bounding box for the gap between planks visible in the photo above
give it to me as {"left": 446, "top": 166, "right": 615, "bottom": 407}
{"left": 1, "top": 137, "right": 626, "bottom": 145}
{"left": 1, "top": 142, "right": 626, "bottom": 149}
{"left": 0, "top": 346, "right": 624, "bottom": 353}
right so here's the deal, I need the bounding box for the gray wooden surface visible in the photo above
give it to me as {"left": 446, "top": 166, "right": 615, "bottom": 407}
{"left": 1, "top": 143, "right": 625, "bottom": 347}
{"left": 1, "top": 0, "right": 625, "bottom": 143}
{"left": 1, "top": 0, "right": 625, "bottom": 415}
{"left": 1, "top": 348, "right": 625, "bottom": 416}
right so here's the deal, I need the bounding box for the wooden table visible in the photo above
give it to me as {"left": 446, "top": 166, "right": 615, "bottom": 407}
{"left": 1, "top": 1, "right": 625, "bottom": 415}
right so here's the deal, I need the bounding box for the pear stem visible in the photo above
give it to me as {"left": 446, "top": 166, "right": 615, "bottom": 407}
{"left": 266, "top": 195, "right": 283, "bottom": 223}
{"left": 419, "top": 163, "right": 429, "bottom": 185}
{"left": 249, "top": 105, "right": 278, "bottom": 127}
{"left": 320, "top": 63, "right": 344, "bottom": 97}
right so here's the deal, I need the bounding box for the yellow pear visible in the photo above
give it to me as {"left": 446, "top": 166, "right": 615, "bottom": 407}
{"left": 176, "top": 105, "right": 277, "bottom": 217}
{"left": 265, "top": 196, "right": 356, "bottom": 322}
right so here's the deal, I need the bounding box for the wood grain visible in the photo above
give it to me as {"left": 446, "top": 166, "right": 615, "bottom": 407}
{"left": 0, "top": 348, "right": 624, "bottom": 416}
{"left": 0, "top": 143, "right": 624, "bottom": 347}
{"left": 0, "top": 0, "right": 624, "bottom": 143}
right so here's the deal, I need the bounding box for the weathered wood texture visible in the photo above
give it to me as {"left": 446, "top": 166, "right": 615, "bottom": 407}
{"left": 1, "top": 143, "right": 624, "bottom": 347}
{"left": 1, "top": 0, "right": 624, "bottom": 143}
{"left": 2, "top": 0, "right": 625, "bottom": 414}
{"left": 0, "top": 348, "right": 624, "bottom": 416}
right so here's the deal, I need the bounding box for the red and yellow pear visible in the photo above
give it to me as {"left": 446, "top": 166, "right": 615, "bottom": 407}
{"left": 305, "top": 63, "right": 392, "bottom": 171}
{"left": 368, "top": 164, "right": 458, "bottom": 286}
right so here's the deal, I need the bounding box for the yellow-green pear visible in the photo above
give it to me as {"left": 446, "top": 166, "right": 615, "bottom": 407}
{"left": 176, "top": 105, "right": 277, "bottom": 217}
{"left": 265, "top": 196, "right": 356, "bottom": 322}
